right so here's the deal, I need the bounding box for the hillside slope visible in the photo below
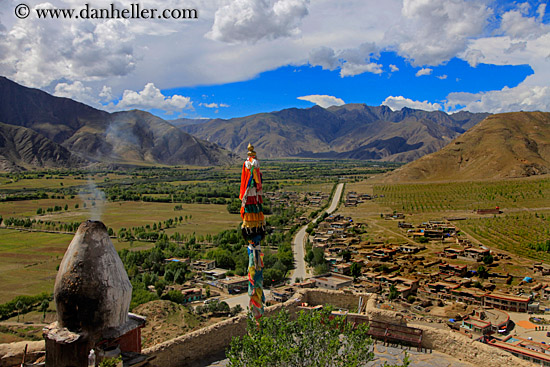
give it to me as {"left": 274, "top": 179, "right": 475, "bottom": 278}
{"left": 0, "top": 122, "right": 85, "bottom": 171}
{"left": 384, "top": 112, "right": 550, "bottom": 181}
{"left": 0, "top": 77, "right": 236, "bottom": 169}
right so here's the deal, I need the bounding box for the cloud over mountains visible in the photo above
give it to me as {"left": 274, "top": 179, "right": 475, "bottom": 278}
{"left": 0, "top": 0, "right": 548, "bottom": 115}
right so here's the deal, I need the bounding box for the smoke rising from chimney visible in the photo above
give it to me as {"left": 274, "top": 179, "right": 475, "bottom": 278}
{"left": 79, "top": 178, "right": 106, "bottom": 221}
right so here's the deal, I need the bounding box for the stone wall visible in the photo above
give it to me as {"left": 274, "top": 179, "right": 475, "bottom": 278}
{"left": 143, "top": 295, "right": 304, "bottom": 367}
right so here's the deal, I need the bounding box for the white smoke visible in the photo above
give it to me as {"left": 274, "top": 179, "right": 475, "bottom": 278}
{"left": 79, "top": 178, "right": 106, "bottom": 221}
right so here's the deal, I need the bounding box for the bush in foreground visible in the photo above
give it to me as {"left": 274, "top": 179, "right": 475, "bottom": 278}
{"left": 227, "top": 307, "right": 409, "bottom": 367}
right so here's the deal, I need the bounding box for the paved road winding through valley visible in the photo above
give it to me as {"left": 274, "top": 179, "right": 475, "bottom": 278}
{"left": 290, "top": 183, "right": 344, "bottom": 282}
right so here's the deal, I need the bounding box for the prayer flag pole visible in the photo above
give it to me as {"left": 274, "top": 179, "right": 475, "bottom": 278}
{"left": 239, "top": 143, "right": 265, "bottom": 320}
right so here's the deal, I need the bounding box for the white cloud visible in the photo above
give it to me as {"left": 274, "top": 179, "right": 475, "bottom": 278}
{"left": 297, "top": 94, "right": 345, "bottom": 108}
{"left": 382, "top": 96, "right": 442, "bottom": 111}
{"left": 99, "top": 86, "right": 113, "bottom": 102}
{"left": 207, "top": 0, "right": 310, "bottom": 43}
{"left": 200, "top": 102, "right": 230, "bottom": 108}
{"left": 454, "top": 8, "right": 550, "bottom": 113}
{"left": 504, "top": 41, "right": 527, "bottom": 54}
{"left": 110, "top": 83, "right": 193, "bottom": 113}
{"left": 308, "top": 46, "right": 339, "bottom": 70}
{"left": 537, "top": 3, "right": 547, "bottom": 22}
{"left": 341, "top": 62, "right": 383, "bottom": 77}
{"left": 437, "top": 74, "right": 447, "bottom": 80}
{"left": 415, "top": 68, "right": 432, "bottom": 77}
{"left": 446, "top": 85, "right": 550, "bottom": 113}
{"left": 389, "top": 64, "right": 399, "bottom": 72}
{"left": 0, "top": 3, "right": 135, "bottom": 88}
{"left": 499, "top": 7, "right": 550, "bottom": 39}
{"left": 309, "top": 42, "right": 382, "bottom": 77}
{"left": 385, "top": 0, "right": 492, "bottom": 66}
{"left": 0, "top": 0, "right": 549, "bottom": 116}
{"left": 462, "top": 49, "right": 485, "bottom": 67}
{"left": 54, "top": 81, "right": 97, "bottom": 106}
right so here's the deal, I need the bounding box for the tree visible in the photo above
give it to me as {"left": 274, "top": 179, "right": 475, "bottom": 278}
{"left": 230, "top": 304, "right": 243, "bottom": 316}
{"left": 40, "top": 299, "right": 49, "bottom": 322}
{"left": 388, "top": 284, "right": 399, "bottom": 301}
{"left": 227, "top": 307, "right": 409, "bottom": 367}
{"left": 482, "top": 254, "right": 494, "bottom": 265}
{"left": 350, "top": 262, "right": 362, "bottom": 279}
{"left": 16, "top": 300, "right": 23, "bottom": 322}
{"left": 341, "top": 250, "right": 352, "bottom": 262}
{"left": 477, "top": 265, "right": 488, "bottom": 279}
{"left": 155, "top": 280, "right": 166, "bottom": 297}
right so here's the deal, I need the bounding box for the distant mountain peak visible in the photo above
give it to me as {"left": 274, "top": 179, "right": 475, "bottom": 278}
{"left": 182, "top": 103, "right": 490, "bottom": 162}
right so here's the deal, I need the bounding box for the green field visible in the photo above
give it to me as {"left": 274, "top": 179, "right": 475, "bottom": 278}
{"left": 460, "top": 210, "right": 550, "bottom": 263}
{"left": 0, "top": 200, "right": 243, "bottom": 303}
{"left": 373, "top": 177, "right": 550, "bottom": 212}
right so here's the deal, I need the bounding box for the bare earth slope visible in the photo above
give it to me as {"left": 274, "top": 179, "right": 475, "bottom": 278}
{"left": 0, "top": 121, "right": 85, "bottom": 171}
{"left": 384, "top": 111, "right": 550, "bottom": 182}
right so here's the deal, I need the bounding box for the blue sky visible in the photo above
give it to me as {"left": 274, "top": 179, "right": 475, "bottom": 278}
{"left": 1, "top": 0, "right": 549, "bottom": 120}
{"left": 163, "top": 54, "right": 534, "bottom": 119}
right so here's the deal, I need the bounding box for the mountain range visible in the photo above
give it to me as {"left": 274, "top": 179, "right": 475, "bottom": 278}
{"left": 182, "top": 104, "right": 489, "bottom": 161}
{"left": 0, "top": 77, "right": 236, "bottom": 171}
{"left": 0, "top": 76, "right": 498, "bottom": 173}
{"left": 384, "top": 111, "right": 550, "bottom": 181}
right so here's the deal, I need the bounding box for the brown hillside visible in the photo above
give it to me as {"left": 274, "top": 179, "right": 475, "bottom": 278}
{"left": 384, "top": 111, "right": 550, "bottom": 182}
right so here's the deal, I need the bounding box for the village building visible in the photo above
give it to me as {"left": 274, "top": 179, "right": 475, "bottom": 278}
{"left": 487, "top": 335, "right": 550, "bottom": 366}
{"left": 218, "top": 276, "right": 248, "bottom": 294}
{"left": 270, "top": 286, "right": 295, "bottom": 303}
{"left": 164, "top": 257, "right": 190, "bottom": 264}
{"left": 464, "top": 247, "right": 490, "bottom": 261}
{"left": 191, "top": 259, "right": 216, "bottom": 272}
{"left": 461, "top": 308, "right": 510, "bottom": 335}
{"left": 533, "top": 263, "right": 550, "bottom": 276}
{"left": 439, "top": 262, "right": 468, "bottom": 276}
{"left": 483, "top": 292, "right": 531, "bottom": 312}
{"left": 181, "top": 288, "right": 203, "bottom": 303}
{"left": 313, "top": 273, "right": 353, "bottom": 290}
{"left": 450, "top": 287, "right": 486, "bottom": 305}
{"left": 331, "top": 262, "right": 352, "bottom": 275}
{"left": 399, "top": 244, "right": 423, "bottom": 254}
{"left": 443, "top": 247, "right": 464, "bottom": 258}
{"left": 202, "top": 268, "right": 228, "bottom": 280}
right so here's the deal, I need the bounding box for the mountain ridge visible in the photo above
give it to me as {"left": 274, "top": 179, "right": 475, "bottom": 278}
{"left": 182, "top": 103, "right": 490, "bottom": 161}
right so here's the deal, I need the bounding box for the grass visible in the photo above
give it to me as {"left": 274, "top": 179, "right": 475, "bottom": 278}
{"left": 459, "top": 210, "right": 550, "bottom": 263}
{"left": 0, "top": 230, "right": 73, "bottom": 303}
{"left": 0, "top": 229, "right": 158, "bottom": 303}
{"left": 0, "top": 198, "right": 82, "bottom": 218}
{"left": 2, "top": 200, "right": 241, "bottom": 235}
{"left": 0, "top": 200, "right": 240, "bottom": 303}
{"left": 373, "top": 177, "right": 550, "bottom": 213}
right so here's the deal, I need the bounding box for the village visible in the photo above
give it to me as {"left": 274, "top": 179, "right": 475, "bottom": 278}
{"left": 138, "top": 188, "right": 550, "bottom": 366}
